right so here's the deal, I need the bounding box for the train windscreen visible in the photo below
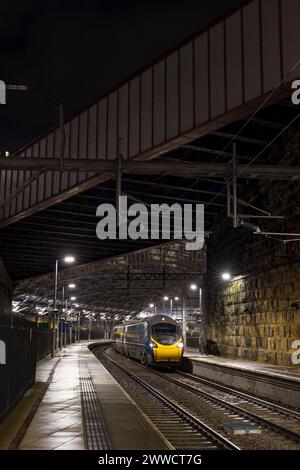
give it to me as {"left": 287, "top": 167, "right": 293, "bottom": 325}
{"left": 152, "top": 323, "right": 179, "bottom": 345}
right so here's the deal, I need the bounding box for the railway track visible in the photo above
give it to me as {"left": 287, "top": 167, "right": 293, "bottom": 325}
{"left": 98, "top": 346, "right": 300, "bottom": 448}
{"left": 96, "top": 347, "right": 240, "bottom": 450}
{"left": 178, "top": 371, "right": 300, "bottom": 420}
{"left": 150, "top": 369, "right": 300, "bottom": 443}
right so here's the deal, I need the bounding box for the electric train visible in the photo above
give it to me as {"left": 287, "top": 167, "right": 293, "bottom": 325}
{"left": 112, "top": 315, "right": 184, "bottom": 367}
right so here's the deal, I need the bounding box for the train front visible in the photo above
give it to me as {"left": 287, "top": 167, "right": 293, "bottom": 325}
{"left": 149, "top": 316, "right": 184, "bottom": 367}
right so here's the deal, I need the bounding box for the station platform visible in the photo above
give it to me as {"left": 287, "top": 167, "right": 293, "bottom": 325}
{"left": 184, "top": 350, "right": 300, "bottom": 408}
{"left": 0, "top": 342, "right": 170, "bottom": 450}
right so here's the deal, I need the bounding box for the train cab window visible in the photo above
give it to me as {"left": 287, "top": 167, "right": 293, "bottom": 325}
{"left": 152, "top": 323, "right": 179, "bottom": 345}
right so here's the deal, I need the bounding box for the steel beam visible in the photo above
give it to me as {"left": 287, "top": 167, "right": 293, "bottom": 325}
{"left": 112, "top": 272, "right": 203, "bottom": 281}
{"left": 0, "top": 158, "right": 299, "bottom": 180}
{"left": 212, "top": 131, "right": 267, "bottom": 146}
{"left": 182, "top": 144, "right": 252, "bottom": 161}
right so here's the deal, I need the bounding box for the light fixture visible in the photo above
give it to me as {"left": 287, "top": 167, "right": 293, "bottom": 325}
{"left": 68, "top": 283, "right": 76, "bottom": 289}
{"left": 174, "top": 296, "right": 179, "bottom": 301}
{"left": 149, "top": 303, "right": 154, "bottom": 308}
{"left": 163, "top": 296, "right": 169, "bottom": 301}
{"left": 222, "top": 272, "right": 232, "bottom": 281}
{"left": 190, "top": 284, "right": 197, "bottom": 291}
{"left": 64, "top": 256, "right": 75, "bottom": 263}
{"left": 5, "top": 150, "right": 10, "bottom": 157}
{"left": 70, "top": 296, "right": 76, "bottom": 301}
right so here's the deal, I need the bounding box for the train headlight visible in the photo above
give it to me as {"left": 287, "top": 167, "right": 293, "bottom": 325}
{"left": 177, "top": 342, "right": 184, "bottom": 349}
{"left": 149, "top": 342, "right": 157, "bottom": 348}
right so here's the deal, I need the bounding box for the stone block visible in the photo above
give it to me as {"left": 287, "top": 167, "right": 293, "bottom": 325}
{"left": 259, "top": 325, "right": 265, "bottom": 336}
{"left": 280, "top": 338, "right": 288, "bottom": 351}
{"left": 277, "top": 352, "right": 292, "bottom": 366}
{"left": 267, "top": 338, "right": 275, "bottom": 350}
{"left": 279, "top": 300, "right": 289, "bottom": 310}
{"left": 258, "top": 349, "right": 268, "bottom": 362}
{"left": 264, "top": 326, "right": 271, "bottom": 336}
{"left": 288, "top": 338, "right": 297, "bottom": 348}
{"left": 267, "top": 352, "right": 277, "bottom": 364}
{"left": 279, "top": 325, "right": 285, "bottom": 337}
{"left": 260, "top": 337, "right": 268, "bottom": 349}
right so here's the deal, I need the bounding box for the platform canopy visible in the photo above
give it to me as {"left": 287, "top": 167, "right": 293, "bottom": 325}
{"left": 12, "top": 240, "right": 206, "bottom": 319}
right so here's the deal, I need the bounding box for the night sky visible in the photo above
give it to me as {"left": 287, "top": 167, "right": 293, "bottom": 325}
{"left": 0, "top": 0, "right": 241, "bottom": 152}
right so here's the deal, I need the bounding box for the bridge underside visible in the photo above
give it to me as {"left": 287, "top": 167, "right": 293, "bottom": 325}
{"left": 2, "top": 96, "right": 299, "bottom": 319}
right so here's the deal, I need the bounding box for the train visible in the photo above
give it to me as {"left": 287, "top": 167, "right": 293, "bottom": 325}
{"left": 111, "top": 315, "right": 184, "bottom": 367}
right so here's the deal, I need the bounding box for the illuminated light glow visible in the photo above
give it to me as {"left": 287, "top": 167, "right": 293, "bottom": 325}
{"left": 70, "top": 296, "right": 76, "bottom": 301}
{"left": 177, "top": 342, "right": 184, "bottom": 349}
{"left": 149, "top": 303, "right": 154, "bottom": 308}
{"left": 222, "top": 272, "right": 232, "bottom": 281}
{"left": 163, "top": 296, "right": 169, "bottom": 301}
{"left": 190, "top": 284, "right": 197, "bottom": 291}
{"left": 64, "top": 256, "right": 75, "bottom": 263}
{"left": 174, "top": 296, "right": 179, "bottom": 301}
{"left": 68, "top": 283, "right": 76, "bottom": 289}
{"left": 149, "top": 342, "right": 157, "bottom": 349}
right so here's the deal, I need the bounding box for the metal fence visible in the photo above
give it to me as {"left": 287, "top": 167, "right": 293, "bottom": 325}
{"left": 0, "top": 315, "right": 111, "bottom": 422}
{"left": 36, "top": 327, "right": 52, "bottom": 361}
{"left": 0, "top": 314, "right": 52, "bottom": 422}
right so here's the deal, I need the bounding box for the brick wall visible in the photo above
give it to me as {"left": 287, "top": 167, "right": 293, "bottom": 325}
{"left": 206, "top": 128, "right": 300, "bottom": 366}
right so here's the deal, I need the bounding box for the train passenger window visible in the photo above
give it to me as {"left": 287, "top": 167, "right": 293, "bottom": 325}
{"left": 143, "top": 323, "right": 148, "bottom": 341}
{"left": 125, "top": 324, "right": 139, "bottom": 343}
{"left": 152, "top": 323, "right": 179, "bottom": 345}
{"left": 139, "top": 323, "right": 147, "bottom": 342}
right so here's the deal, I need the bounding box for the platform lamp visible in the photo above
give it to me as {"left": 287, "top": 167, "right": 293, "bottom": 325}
{"left": 52, "top": 256, "right": 75, "bottom": 358}
{"left": 61, "top": 285, "right": 76, "bottom": 349}
{"left": 221, "top": 272, "right": 232, "bottom": 281}
{"left": 70, "top": 296, "right": 79, "bottom": 343}
{"left": 189, "top": 283, "right": 205, "bottom": 354}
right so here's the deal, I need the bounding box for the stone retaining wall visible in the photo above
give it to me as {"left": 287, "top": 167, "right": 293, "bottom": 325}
{"left": 207, "top": 128, "right": 300, "bottom": 365}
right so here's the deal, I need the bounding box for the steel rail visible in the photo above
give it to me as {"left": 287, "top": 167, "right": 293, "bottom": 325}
{"left": 177, "top": 371, "right": 300, "bottom": 420}
{"left": 98, "top": 348, "right": 240, "bottom": 450}
{"left": 150, "top": 369, "right": 300, "bottom": 443}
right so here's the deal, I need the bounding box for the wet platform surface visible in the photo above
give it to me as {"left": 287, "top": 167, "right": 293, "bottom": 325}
{"left": 184, "top": 350, "right": 300, "bottom": 381}
{"left": 0, "top": 341, "right": 169, "bottom": 450}
{"left": 19, "top": 347, "right": 84, "bottom": 450}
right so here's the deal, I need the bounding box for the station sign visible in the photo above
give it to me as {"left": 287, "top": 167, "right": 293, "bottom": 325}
{"left": 0, "top": 80, "right": 5, "bottom": 104}
{"left": 0, "top": 339, "right": 6, "bottom": 364}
